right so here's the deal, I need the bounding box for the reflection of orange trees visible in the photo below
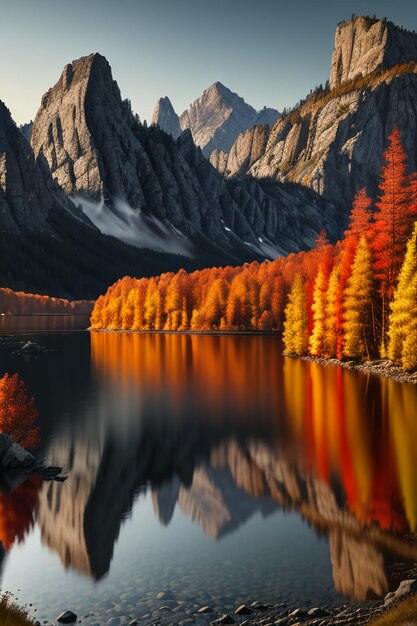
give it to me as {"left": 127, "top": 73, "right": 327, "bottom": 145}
{"left": 0, "top": 374, "right": 40, "bottom": 449}
{"left": 91, "top": 332, "right": 284, "bottom": 429}
{"left": 0, "top": 475, "right": 40, "bottom": 550}
{"left": 283, "top": 358, "right": 416, "bottom": 534}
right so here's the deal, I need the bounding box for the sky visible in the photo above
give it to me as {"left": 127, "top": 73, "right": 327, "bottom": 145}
{"left": 0, "top": 0, "right": 416, "bottom": 126}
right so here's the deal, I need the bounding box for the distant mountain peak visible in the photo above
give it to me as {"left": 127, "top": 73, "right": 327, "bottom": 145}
{"left": 179, "top": 82, "right": 279, "bottom": 157}
{"left": 151, "top": 96, "right": 181, "bottom": 139}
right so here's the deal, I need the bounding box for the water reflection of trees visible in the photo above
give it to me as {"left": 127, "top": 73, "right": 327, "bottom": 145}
{"left": 0, "top": 475, "right": 40, "bottom": 550}
{"left": 0, "top": 373, "right": 41, "bottom": 579}
{"left": 282, "top": 359, "right": 417, "bottom": 535}
{"left": 33, "top": 334, "right": 417, "bottom": 601}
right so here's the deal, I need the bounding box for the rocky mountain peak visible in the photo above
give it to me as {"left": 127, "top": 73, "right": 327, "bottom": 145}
{"left": 330, "top": 15, "right": 417, "bottom": 88}
{"left": 151, "top": 96, "right": 181, "bottom": 139}
{"left": 178, "top": 82, "right": 279, "bottom": 157}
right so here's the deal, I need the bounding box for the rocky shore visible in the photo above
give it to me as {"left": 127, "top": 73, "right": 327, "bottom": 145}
{"left": 26, "top": 580, "right": 417, "bottom": 626}
{"left": 297, "top": 355, "right": 417, "bottom": 385}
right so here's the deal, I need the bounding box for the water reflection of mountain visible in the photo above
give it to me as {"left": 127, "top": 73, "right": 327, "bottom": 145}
{"left": 34, "top": 333, "right": 417, "bottom": 602}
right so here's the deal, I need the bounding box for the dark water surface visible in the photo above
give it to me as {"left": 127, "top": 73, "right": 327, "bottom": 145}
{"left": 0, "top": 319, "right": 416, "bottom": 622}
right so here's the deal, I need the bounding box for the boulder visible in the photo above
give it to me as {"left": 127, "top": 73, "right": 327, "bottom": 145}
{"left": 1, "top": 441, "right": 35, "bottom": 468}
{"left": 57, "top": 611, "right": 77, "bottom": 624}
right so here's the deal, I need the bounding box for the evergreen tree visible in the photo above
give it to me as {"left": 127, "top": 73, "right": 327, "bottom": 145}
{"left": 309, "top": 269, "right": 327, "bottom": 356}
{"left": 372, "top": 126, "right": 411, "bottom": 299}
{"left": 283, "top": 274, "right": 308, "bottom": 355}
{"left": 343, "top": 236, "right": 374, "bottom": 359}
{"left": 345, "top": 187, "right": 373, "bottom": 240}
{"left": 388, "top": 223, "right": 417, "bottom": 365}
{"left": 323, "top": 263, "right": 340, "bottom": 356}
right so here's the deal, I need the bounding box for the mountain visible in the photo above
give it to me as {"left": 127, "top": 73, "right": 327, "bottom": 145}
{"left": 30, "top": 54, "right": 340, "bottom": 260}
{"left": 151, "top": 96, "right": 181, "bottom": 139}
{"left": 0, "top": 100, "right": 87, "bottom": 235}
{"left": 212, "top": 16, "right": 417, "bottom": 216}
{"left": 178, "top": 82, "right": 280, "bottom": 157}
{"left": 210, "top": 124, "right": 271, "bottom": 178}
{"left": 0, "top": 99, "right": 216, "bottom": 299}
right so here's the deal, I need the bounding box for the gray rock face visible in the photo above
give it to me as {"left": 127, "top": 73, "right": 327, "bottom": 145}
{"left": 179, "top": 82, "right": 279, "bottom": 157}
{"left": 330, "top": 16, "right": 417, "bottom": 89}
{"left": 210, "top": 124, "right": 271, "bottom": 178}
{"left": 31, "top": 53, "right": 340, "bottom": 258}
{"left": 249, "top": 71, "right": 417, "bottom": 212}
{"left": 151, "top": 96, "right": 182, "bottom": 139}
{"left": 0, "top": 101, "right": 87, "bottom": 235}
{"left": 218, "top": 17, "right": 417, "bottom": 216}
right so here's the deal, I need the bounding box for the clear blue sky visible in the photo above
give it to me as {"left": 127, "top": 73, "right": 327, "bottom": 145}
{"left": 0, "top": 0, "right": 416, "bottom": 125}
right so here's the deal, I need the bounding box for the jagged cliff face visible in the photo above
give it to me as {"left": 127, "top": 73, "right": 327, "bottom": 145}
{"left": 151, "top": 96, "right": 181, "bottom": 139}
{"left": 210, "top": 124, "right": 270, "bottom": 177}
{"left": 212, "top": 17, "right": 417, "bottom": 214}
{"left": 249, "top": 73, "right": 417, "bottom": 208}
{"left": 179, "top": 82, "right": 280, "bottom": 157}
{"left": 330, "top": 16, "right": 417, "bottom": 88}
{"left": 0, "top": 101, "right": 85, "bottom": 235}
{"left": 30, "top": 54, "right": 339, "bottom": 257}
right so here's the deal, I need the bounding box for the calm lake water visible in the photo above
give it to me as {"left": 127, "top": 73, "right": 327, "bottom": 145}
{"left": 0, "top": 318, "right": 417, "bottom": 622}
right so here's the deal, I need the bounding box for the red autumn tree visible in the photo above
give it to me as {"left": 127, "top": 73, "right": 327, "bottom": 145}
{"left": 0, "top": 373, "right": 40, "bottom": 449}
{"left": 372, "top": 126, "right": 411, "bottom": 299}
{"left": 345, "top": 188, "right": 373, "bottom": 240}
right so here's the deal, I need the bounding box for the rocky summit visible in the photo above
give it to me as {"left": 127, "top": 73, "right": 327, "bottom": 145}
{"left": 330, "top": 15, "right": 417, "bottom": 88}
{"left": 211, "top": 15, "right": 417, "bottom": 216}
{"left": 30, "top": 53, "right": 339, "bottom": 259}
{"left": 151, "top": 96, "right": 182, "bottom": 139}
{"left": 178, "top": 82, "right": 280, "bottom": 157}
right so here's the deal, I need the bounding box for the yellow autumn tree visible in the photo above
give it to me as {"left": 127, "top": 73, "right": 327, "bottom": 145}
{"left": 309, "top": 268, "right": 327, "bottom": 356}
{"left": 388, "top": 222, "right": 417, "bottom": 365}
{"left": 323, "top": 263, "right": 339, "bottom": 357}
{"left": 283, "top": 274, "right": 308, "bottom": 355}
{"left": 343, "top": 236, "right": 374, "bottom": 359}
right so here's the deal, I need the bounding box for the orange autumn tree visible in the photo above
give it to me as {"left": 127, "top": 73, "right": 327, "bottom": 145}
{"left": 0, "top": 373, "right": 40, "bottom": 449}
{"left": 345, "top": 187, "right": 373, "bottom": 240}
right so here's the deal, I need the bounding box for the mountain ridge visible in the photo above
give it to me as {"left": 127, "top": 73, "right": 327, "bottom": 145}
{"left": 210, "top": 15, "right": 417, "bottom": 216}
{"left": 30, "top": 53, "right": 339, "bottom": 261}
{"left": 153, "top": 81, "right": 281, "bottom": 157}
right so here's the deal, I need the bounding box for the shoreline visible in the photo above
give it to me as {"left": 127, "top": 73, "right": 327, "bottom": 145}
{"left": 91, "top": 328, "right": 417, "bottom": 385}
{"left": 293, "top": 354, "right": 417, "bottom": 385}
{"left": 20, "top": 583, "right": 417, "bottom": 626}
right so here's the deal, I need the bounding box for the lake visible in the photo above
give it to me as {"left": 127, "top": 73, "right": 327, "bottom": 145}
{"left": 0, "top": 319, "right": 416, "bottom": 623}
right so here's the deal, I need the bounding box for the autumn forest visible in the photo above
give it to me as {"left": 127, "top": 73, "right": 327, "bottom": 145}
{"left": 90, "top": 127, "right": 417, "bottom": 371}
